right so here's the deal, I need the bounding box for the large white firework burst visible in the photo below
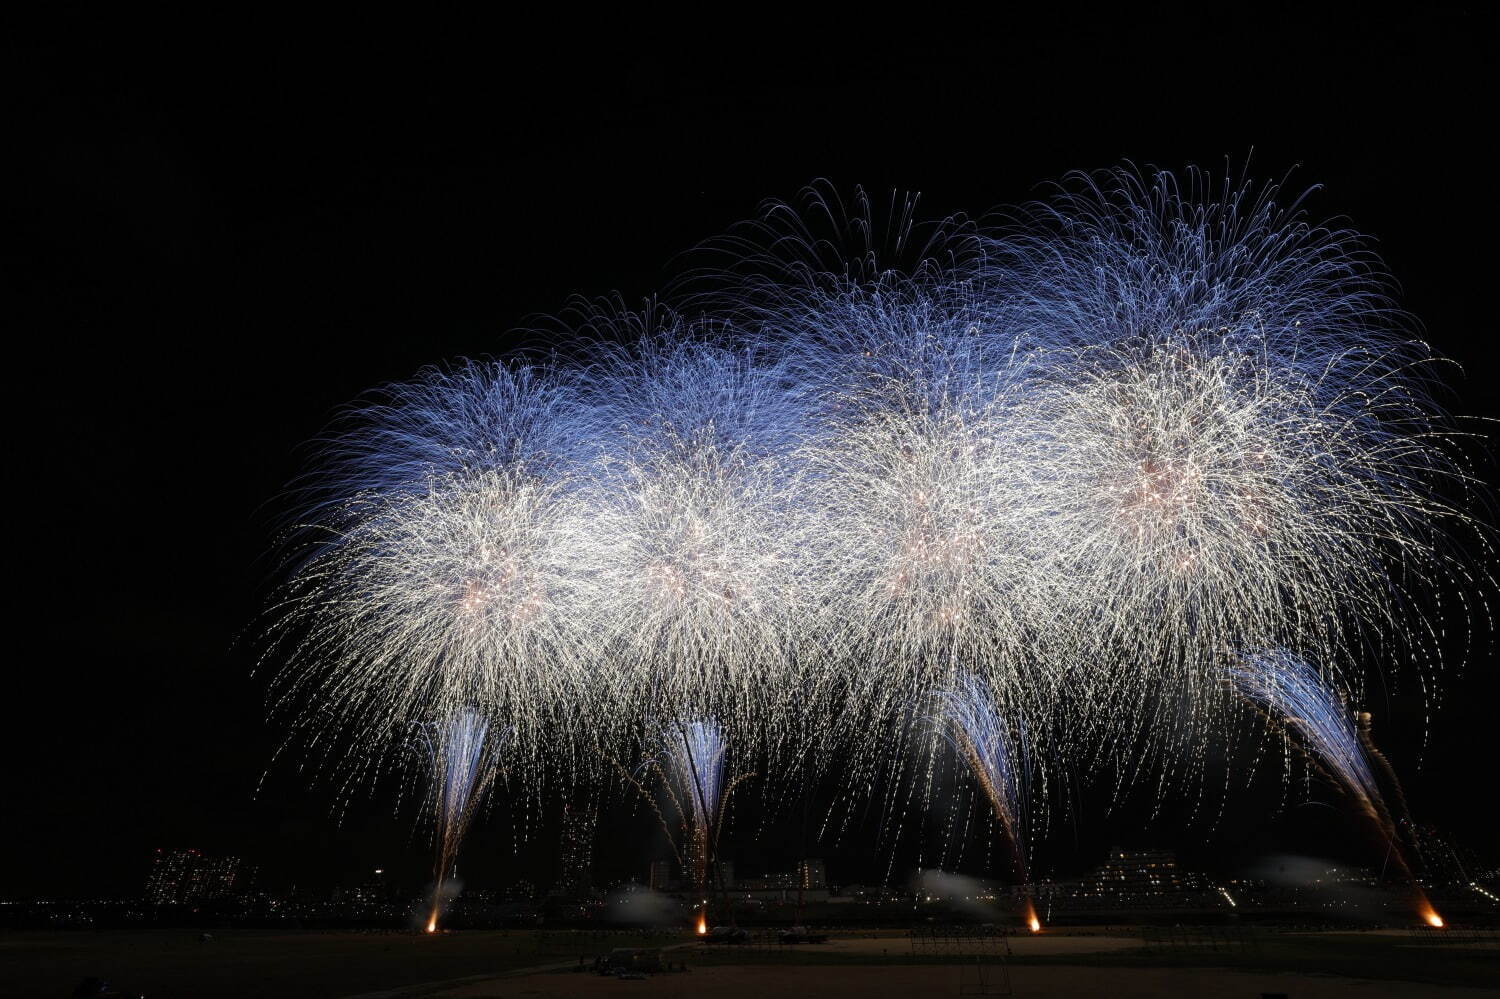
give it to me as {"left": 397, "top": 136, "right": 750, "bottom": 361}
{"left": 572, "top": 317, "right": 813, "bottom": 755}
{"left": 267, "top": 363, "right": 600, "bottom": 801}
{"left": 1006, "top": 165, "right": 1487, "bottom": 785}
{"left": 264, "top": 169, "right": 1490, "bottom": 867}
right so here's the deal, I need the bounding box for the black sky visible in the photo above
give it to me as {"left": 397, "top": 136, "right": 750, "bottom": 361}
{"left": 10, "top": 8, "right": 1499, "bottom": 899}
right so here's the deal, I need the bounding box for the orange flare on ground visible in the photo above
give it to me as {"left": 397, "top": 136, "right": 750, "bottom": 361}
{"left": 1024, "top": 899, "right": 1041, "bottom": 932}
{"left": 426, "top": 912, "right": 438, "bottom": 933}
{"left": 696, "top": 911, "right": 708, "bottom": 935}
{"left": 1415, "top": 890, "right": 1444, "bottom": 928}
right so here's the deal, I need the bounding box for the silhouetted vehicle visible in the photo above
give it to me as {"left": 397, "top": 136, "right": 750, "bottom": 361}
{"left": 602, "top": 946, "right": 664, "bottom": 974}
{"left": 779, "top": 925, "right": 828, "bottom": 944}
{"left": 706, "top": 925, "right": 750, "bottom": 943}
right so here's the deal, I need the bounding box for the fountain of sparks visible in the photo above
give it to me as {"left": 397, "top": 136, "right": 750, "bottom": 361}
{"left": 637, "top": 718, "right": 755, "bottom": 932}
{"left": 416, "top": 709, "right": 503, "bottom": 932}
{"left": 1231, "top": 651, "right": 1443, "bottom": 927}
{"left": 936, "top": 673, "right": 1041, "bottom": 931}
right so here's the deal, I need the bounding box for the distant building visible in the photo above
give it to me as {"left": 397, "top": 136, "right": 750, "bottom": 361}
{"left": 645, "top": 858, "right": 739, "bottom": 895}
{"left": 196, "top": 854, "right": 247, "bottom": 900}
{"left": 1059, "top": 848, "right": 1224, "bottom": 910}
{"left": 145, "top": 849, "right": 244, "bottom": 905}
{"left": 728, "top": 861, "right": 831, "bottom": 902}
{"left": 745, "top": 872, "right": 796, "bottom": 891}
{"left": 502, "top": 878, "right": 537, "bottom": 901}
{"left": 145, "top": 848, "right": 196, "bottom": 904}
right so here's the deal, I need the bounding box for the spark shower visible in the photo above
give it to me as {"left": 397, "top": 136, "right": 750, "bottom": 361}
{"left": 265, "top": 165, "right": 1489, "bottom": 925}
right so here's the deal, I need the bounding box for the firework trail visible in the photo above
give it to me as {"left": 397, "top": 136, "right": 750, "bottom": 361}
{"left": 1231, "top": 650, "right": 1442, "bottom": 925}
{"left": 935, "top": 673, "right": 1041, "bottom": 930}
{"left": 1355, "top": 709, "right": 1447, "bottom": 926}
{"left": 1355, "top": 710, "right": 1424, "bottom": 869}
{"left": 1231, "top": 652, "right": 1383, "bottom": 818}
{"left": 415, "top": 708, "right": 505, "bottom": 931}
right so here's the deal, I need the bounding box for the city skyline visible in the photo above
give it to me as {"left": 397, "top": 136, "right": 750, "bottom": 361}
{"left": 12, "top": 800, "right": 1491, "bottom": 914}
{"left": 9, "top": 836, "right": 1494, "bottom": 935}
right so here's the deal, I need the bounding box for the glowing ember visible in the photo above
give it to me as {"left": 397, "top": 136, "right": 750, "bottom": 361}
{"left": 426, "top": 913, "right": 438, "bottom": 933}
{"left": 1424, "top": 910, "right": 1445, "bottom": 928}
{"left": 1023, "top": 896, "right": 1042, "bottom": 933}
{"left": 696, "top": 911, "right": 708, "bottom": 935}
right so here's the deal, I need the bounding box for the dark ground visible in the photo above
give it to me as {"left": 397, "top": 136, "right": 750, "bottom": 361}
{"left": 0, "top": 928, "right": 678, "bottom": 999}
{"left": 2, "top": 927, "right": 1495, "bottom": 998}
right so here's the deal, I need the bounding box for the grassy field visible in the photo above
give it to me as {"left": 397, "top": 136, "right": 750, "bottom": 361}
{"left": 2, "top": 927, "right": 1494, "bottom": 998}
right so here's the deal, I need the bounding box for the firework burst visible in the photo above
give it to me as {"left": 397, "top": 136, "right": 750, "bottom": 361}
{"left": 264, "top": 169, "right": 1489, "bottom": 888}
{"left": 266, "top": 362, "right": 598, "bottom": 800}
{"left": 573, "top": 314, "right": 815, "bottom": 756}
{"left": 1002, "top": 165, "right": 1486, "bottom": 783}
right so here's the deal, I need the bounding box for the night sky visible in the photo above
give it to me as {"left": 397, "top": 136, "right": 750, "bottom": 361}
{"left": 12, "top": 10, "right": 1498, "bottom": 900}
